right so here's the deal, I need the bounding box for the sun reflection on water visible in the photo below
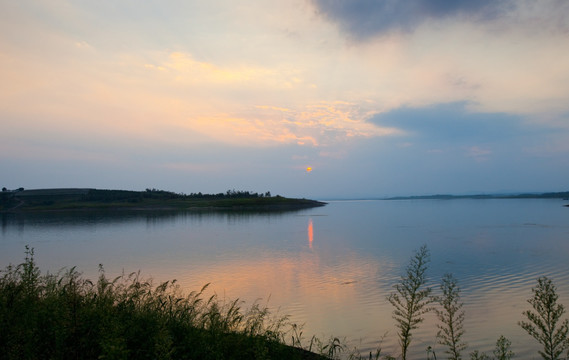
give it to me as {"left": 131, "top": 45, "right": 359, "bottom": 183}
{"left": 308, "top": 218, "right": 313, "bottom": 248}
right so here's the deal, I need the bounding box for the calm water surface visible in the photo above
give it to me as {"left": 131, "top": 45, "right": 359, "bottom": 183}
{"left": 2, "top": 199, "right": 569, "bottom": 358}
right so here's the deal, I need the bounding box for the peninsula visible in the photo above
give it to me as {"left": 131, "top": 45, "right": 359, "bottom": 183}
{"left": 0, "top": 188, "right": 326, "bottom": 213}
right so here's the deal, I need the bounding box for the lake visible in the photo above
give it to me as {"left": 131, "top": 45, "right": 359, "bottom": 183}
{"left": 1, "top": 199, "right": 568, "bottom": 358}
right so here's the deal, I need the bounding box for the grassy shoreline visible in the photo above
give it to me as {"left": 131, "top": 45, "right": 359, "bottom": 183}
{"left": 0, "top": 188, "right": 326, "bottom": 213}
{"left": 0, "top": 248, "right": 327, "bottom": 360}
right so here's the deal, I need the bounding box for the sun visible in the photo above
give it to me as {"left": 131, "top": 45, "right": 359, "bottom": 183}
{"left": 306, "top": 167, "right": 312, "bottom": 172}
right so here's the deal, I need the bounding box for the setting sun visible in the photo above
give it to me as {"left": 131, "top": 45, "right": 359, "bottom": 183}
{"left": 306, "top": 167, "right": 312, "bottom": 172}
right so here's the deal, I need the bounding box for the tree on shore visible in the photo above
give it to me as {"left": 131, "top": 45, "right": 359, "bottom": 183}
{"left": 519, "top": 276, "right": 569, "bottom": 360}
{"left": 388, "top": 245, "right": 433, "bottom": 360}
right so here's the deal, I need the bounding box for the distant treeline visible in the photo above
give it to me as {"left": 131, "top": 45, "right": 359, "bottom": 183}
{"left": 385, "top": 191, "right": 569, "bottom": 200}
{"left": 87, "top": 189, "right": 274, "bottom": 202}
{"left": 1, "top": 188, "right": 274, "bottom": 202}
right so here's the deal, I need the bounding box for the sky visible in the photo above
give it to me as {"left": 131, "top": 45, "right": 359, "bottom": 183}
{"left": 1, "top": 0, "right": 568, "bottom": 199}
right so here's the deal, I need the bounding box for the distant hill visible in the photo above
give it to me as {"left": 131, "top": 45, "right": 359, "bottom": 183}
{"left": 0, "top": 188, "right": 326, "bottom": 212}
{"left": 384, "top": 191, "right": 569, "bottom": 200}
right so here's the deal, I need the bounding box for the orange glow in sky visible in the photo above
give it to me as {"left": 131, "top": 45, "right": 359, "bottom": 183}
{"left": 1, "top": 1, "right": 568, "bottom": 196}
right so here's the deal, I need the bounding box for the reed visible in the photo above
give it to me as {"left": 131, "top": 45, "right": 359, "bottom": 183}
{"left": 0, "top": 247, "right": 323, "bottom": 360}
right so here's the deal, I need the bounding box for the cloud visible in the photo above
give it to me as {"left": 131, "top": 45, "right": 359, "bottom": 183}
{"left": 370, "top": 101, "right": 535, "bottom": 143}
{"left": 183, "top": 101, "right": 399, "bottom": 147}
{"left": 169, "top": 53, "right": 258, "bottom": 84}
{"left": 160, "top": 162, "right": 235, "bottom": 173}
{"left": 466, "top": 146, "right": 492, "bottom": 162}
{"left": 310, "top": 0, "right": 515, "bottom": 39}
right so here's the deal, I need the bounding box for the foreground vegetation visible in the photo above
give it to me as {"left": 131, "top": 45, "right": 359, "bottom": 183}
{"left": 2, "top": 246, "right": 568, "bottom": 359}
{"left": 0, "top": 247, "right": 327, "bottom": 360}
{"left": 0, "top": 188, "right": 326, "bottom": 212}
{"left": 385, "top": 246, "right": 569, "bottom": 360}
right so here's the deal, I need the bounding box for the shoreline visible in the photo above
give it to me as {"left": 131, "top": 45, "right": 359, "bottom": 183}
{"left": 0, "top": 188, "right": 327, "bottom": 213}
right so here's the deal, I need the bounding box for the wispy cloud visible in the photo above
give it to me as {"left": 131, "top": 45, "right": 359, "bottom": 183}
{"left": 184, "top": 101, "right": 399, "bottom": 147}
{"left": 466, "top": 146, "right": 492, "bottom": 162}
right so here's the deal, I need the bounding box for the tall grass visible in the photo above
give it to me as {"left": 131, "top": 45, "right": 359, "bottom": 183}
{"left": 0, "top": 246, "right": 322, "bottom": 360}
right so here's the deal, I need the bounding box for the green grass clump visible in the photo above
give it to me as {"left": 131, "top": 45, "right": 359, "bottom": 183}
{"left": 0, "top": 247, "right": 323, "bottom": 360}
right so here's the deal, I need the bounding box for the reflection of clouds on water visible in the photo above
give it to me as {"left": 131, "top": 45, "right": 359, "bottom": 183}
{"left": 177, "top": 248, "right": 392, "bottom": 308}
{"left": 174, "top": 243, "right": 398, "bottom": 352}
